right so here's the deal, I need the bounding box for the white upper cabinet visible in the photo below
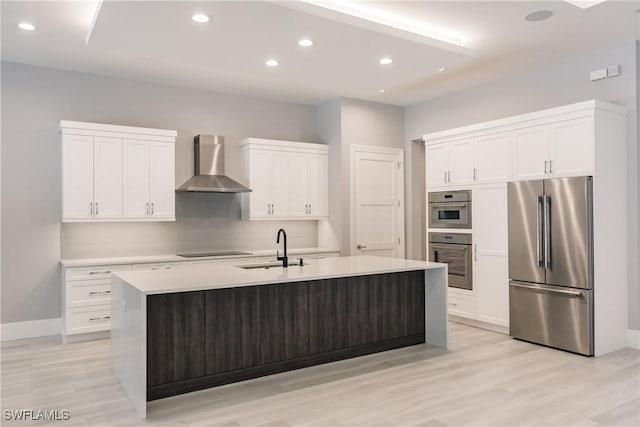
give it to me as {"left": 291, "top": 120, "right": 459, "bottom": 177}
{"left": 62, "top": 134, "right": 94, "bottom": 220}
{"left": 93, "top": 137, "right": 123, "bottom": 219}
{"left": 240, "top": 138, "right": 328, "bottom": 220}
{"left": 512, "top": 126, "right": 550, "bottom": 180}
{"left": 448, "top": 139, "right": 475, "bottom": 186}
{"left": 61, "top": 121, "right": 176, "bottom": 222}
{"left": 148, "top": 141, "right": 175, "bottom": 219}
{"left": 425, "top": 101, "right": 608, "bottom": 187}
{"left": 425, "top": 144, "right": 448, "bottom": 187}
{"left": 548, "top": 118, "right": 593, "bottom": 177}
{"left": 474, "top": 133, "right": 512, "bottom": 183}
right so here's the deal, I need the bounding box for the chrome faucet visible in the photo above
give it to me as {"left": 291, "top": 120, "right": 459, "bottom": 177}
{"left": 276, "top": 228, "right": 288, "bottom": 267}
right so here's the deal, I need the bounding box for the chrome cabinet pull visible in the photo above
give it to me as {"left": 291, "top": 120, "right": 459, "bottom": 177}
{"left": 357, "top": 244, "right": 367, "bottom": 250}
{"left": 89, "top": 290, "right": 111, "bottom": 296}
{"left": 544, "top": 160, "right": 548, "bottom": 174}
{"left": 88, "top": 270, "right": 111, "bottom": 275}
{"left": 146, "top": 203, "right": 149, "bottom": 215}
{"left": 89, "top": 316, "right": 111, "bottom": 322}
{"left": 309, "top": 204, "right": 312, "bottom": 214}
{"left": 474, "top": 243, "right": 478, "bottom": 261}
{"left": 444, "top": 171, "right": 447, "bottom": 183}
{"left": 89, "top": 202, "right": 94, "bottom": 216}
{"left": 150, "top": 202, "right": 154, "bottom": 215}
{"left": 95, "top": 202, "right": 99, "bottom": 216}
{"left": 549, "top": 160, "right": 553, "bottom": 174}
{"left": 447, "top": 171, "right": 451, "bottom": 182}
{"left": 473, "top": 168, "right": 477, "bottom": 181}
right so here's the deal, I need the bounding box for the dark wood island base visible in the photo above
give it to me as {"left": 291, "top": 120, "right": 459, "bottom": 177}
{"left": 147, "top": 271, "right": 426, "bottom": 400}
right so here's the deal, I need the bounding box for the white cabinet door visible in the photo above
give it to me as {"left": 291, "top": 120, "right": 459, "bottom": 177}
{"left": 149, "top": 141, "right": 175, "bottom": 219}
{"left": 122, "top": 139, "right": 150, "bottom": 218}
{"left": 426, "top": 143, "right": 448, "bottom": 188}
{"left": 93, "top": 136, "right": 122, "bottom": 219}
{"left": 448, "top": 139, "right": 474, "bottom": 186}
{"left": 549, "top": 118, "right": 593, "bottom": 177}
{"left": 513, "top": 126, "right": 549, "bottom": 180}
{"left": 248, "top": 150, "right": 271, "bottom": 218}
{"left": 473, "top": 184, "right": 509, "bottom": 327}
{"left": 269, "top": 151, "right": 291, "bottom": 217}
{"left": 62, "top": 134, "right": 94, "bottom": 220}
{"left": 289, "top": 152, "right": 309, "bottom": 218}
{"left": 308, "top": 154, "right": 328, "bottom": 217}
{"left": 475, "top": 133, "right": 511, "bottom": 183}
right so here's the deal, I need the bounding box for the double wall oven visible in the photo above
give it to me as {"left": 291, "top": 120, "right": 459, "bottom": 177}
{"left": 428, "top": 190, "right": 473, "bottom": 291}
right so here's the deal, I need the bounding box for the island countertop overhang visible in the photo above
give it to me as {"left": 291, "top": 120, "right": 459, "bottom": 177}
{"left": 113, "top": 255, "right": 447, "bottom": 295}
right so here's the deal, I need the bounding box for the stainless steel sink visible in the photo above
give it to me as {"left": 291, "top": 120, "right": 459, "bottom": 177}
{"left": 237, "top": 262, "right": 283, "bottom": 270}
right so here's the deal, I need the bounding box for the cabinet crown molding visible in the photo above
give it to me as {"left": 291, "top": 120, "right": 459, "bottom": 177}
{"left": 60, "top": 120, "right": 177, "bottom": 142}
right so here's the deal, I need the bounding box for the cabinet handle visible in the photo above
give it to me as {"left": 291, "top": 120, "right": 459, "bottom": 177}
{"left": 89, "top": 316, "right": 111, "bottom": 322}
{"left": 473, "top": 168, "right": 477, "bottom": 181}
{"left": 88, "top": 270, "right": 111, "bottom": 275}
{"left": 151, "top": 266, "right": 171, "bottom": 270}
{"left": 474, "top": 244, "right": 478, "bottom": 261}
{"left": 146, "top": 203, "right": 149, "bottom": 215}
{"left": 447, "top": 171, "right": 451, "bottom": 182}
{"left": 89, "top": 202, "right": 94, "bottom": 216}
{"left": 309, "top": 204, "right": 312, "bottom": 214}
{"left": 95, "top": 202, "right": 99, "bottom": 216}
{"left": 448, "top": 302, "right": 458, "bottom": 307}
{"left": 357, "top": 244, "right": 367, "bottom": 250}
{"left": 544, "top": 160, "right": 548, "bottom": 174}
{"left": 151, "top": 202, "right": 154, "bottom": 215}
{"left": 549, "top": 160, "right": 553, "bottom": 174}
{"left": 444, "top": 171, "right": 447, "bottom": 183}
{"left": 89, "top": 290, "right": 111, "bottom": 296}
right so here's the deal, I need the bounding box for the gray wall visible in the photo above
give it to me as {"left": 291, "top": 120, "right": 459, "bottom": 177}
{"left": 316, "top": 98, "right": 404, "bottom": 255}
{"left": 404, "top": 40, "right": 639, "bottom": 330}
{"left": 1, "top": 61, "right": 320, "bottom": 324}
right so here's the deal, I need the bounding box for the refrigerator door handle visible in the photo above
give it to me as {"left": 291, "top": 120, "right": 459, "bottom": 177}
{"left": 544, "top": 195, "right": 551, "bottom": 269}
{"left": 510, "top": 281, "right": 583, "bottom": 297}
{"left": 537, "top": 195, "right": 544, "bottom": 268}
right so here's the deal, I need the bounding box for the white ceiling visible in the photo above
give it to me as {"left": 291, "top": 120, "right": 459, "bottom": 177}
{"left": 1, "top": 1, "right": 638, "bottom": 106}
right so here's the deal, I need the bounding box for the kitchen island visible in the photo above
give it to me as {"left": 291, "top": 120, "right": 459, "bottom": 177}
{"left": 111, "top": 255, "right": 448, "bottom": 418}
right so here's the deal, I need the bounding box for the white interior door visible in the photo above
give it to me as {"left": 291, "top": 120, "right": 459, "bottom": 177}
{"left": 353, "top": 148, "right": 404, "bottom": 258}
{"left": 149, "top": 141, "right": 175, "bottom": 219}
{"left": 93, "top": 136, "right": 122, "bottom": 219}
{"left": 123, "top": 139, "right": 150, "bottom": 218}
{"left": 62, "top": 134, "right": 94, "bottom": 220}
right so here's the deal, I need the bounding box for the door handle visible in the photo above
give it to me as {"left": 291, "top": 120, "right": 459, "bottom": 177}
{"left": 537, "top": 195, "right": 544, "bottom": 268}
{"left": 510, "top": 282, "right": 582, "bottom": 297}
{"left": 544, "top": 195, "right": 551, "bottom": 269}
{"left": 357, "top": 244, "right": 367, "bottom": 250}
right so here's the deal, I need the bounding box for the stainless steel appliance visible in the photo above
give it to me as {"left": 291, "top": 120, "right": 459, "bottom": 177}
{"left": 176, "top": 135, "right": 251, "bottom": 193}
{"left": 508, "top": 176, "right": 594, "bottom": 356}
{"left": 428, "top": 232, "right": 473, "bottom": 290}
{"left": 428, "top": 190, "right": 472, "bottom": 229}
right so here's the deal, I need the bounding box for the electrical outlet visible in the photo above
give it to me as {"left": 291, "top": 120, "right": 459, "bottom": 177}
{"left": 607, "top": 65, "right": 621, "bottom": 78}
{"left": 590, "top": 68, "right": 607, "bottom": 81}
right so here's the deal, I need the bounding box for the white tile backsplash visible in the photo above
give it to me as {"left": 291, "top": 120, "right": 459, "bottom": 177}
{"left": 61, "top": 194, "right": 318, "bottom": 258}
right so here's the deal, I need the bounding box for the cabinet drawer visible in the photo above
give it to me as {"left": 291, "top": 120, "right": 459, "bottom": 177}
{"left": 65, "top": 264, "right": 131, "bottom": 281}
{"left": 66, "top": 279, "right": 111, "bottom": 307}
{"left": 132, "top": 262, "right": 187, "bottom": 271}
{"left": 65, "top": 305, "right": 111, "bottom": 335}
{"left": 448, "top": 292, "right": 475, "bottom": 318}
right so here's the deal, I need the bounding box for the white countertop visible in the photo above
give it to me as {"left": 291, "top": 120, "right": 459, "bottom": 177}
{"left": 113, "top": 255, "right": 447, "bottom": 295}
{"left": 60, "top": 247, "right": 340, "bottom": 267}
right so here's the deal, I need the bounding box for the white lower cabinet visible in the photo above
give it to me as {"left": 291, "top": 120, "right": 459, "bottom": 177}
{"left": 62, "top": 251, "right": 339, "bottom": 340}
{"left": 448, "top": 289, "right": 475, "bottom": 318}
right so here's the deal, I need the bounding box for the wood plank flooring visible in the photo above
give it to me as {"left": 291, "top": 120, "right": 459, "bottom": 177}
{"left": 2, "top": 322, "right": 638, "bottom": 426}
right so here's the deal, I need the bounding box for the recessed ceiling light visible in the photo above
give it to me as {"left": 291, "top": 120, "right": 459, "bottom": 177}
{"left": 564, "top": 0, "right": 608, "bottom": 9}
{"left": 379, "top": 57, "right": 393, "bottom": 65}
{"left": 265, "top": 59, "right": 279, "bottom": 67}
{"left": 298, "top": 39, "right": 314, "bottom": 47}
{"left": 18, "top": 22, "right": 36, "bottom": 31}
{"left": 378, "top": 89, "right": 385, "bottom": 93}
{"left": 438, "top": 67, "right": 447, "bottom": 72}
{"left": 192, "top": 14, "right": 210, "bottom": 23}
{"left": 524, "top": 10, "right": 554, "bottom": 22}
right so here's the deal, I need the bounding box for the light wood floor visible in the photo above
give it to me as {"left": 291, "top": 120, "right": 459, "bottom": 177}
{"left": 2, "top": 322, "right": 638, "bottom": 426}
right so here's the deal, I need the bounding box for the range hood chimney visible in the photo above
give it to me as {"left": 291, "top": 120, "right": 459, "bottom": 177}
{"left": 176, "top": 135, "right": 251, "bottom": 193}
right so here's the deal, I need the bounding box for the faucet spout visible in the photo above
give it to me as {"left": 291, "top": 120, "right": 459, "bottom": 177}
{"left": 276, "top": 228, "right": 288, "bottom": 268}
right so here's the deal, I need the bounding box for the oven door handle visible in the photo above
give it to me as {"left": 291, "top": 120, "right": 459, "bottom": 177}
{"left": 431, "top": 203, "right": 467, "bottom": 208}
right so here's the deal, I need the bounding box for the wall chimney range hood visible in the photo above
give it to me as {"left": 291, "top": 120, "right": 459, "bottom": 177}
{"left": 176, "top": 135, "right": 251, "bottom": 193}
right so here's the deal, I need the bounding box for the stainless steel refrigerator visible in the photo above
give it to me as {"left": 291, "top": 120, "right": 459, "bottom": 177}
{"left": 508, "top": 176, "right": 593, "bottom": 356}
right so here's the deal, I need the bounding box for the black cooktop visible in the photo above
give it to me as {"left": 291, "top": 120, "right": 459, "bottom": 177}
{"left": 176, "top": 251, "right": 252, "bottom": 258}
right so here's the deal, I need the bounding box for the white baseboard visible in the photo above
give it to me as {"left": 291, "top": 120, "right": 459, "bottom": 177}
{"left": 626, "top": 329, "right": 640, "bottom": 349}
{"left": 449, "top": 314, "right": 509, "bottom": 335}
{"left": 1, "top": 318, "right": 61, "bottom": 342}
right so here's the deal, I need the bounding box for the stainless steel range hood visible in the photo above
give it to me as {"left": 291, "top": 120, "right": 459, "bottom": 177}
{"left": 176, "top": 135, "right": 251, "bottom": 193}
